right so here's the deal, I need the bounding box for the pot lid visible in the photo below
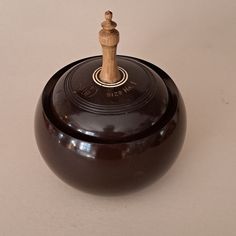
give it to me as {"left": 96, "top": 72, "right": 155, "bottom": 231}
{"left": 50, "top": 11, "right": 169, "bottom": 142}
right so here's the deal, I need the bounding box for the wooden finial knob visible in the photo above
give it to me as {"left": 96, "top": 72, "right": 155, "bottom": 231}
{"left": 99, "top": 11, "right": 121, "bottom": 84}
{"left": 105, "top": 10, "right": 113, "bottom": 21}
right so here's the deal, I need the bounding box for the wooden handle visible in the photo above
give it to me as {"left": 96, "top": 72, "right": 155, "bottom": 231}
{"left": 99, "top": 11, "right": 121, "bottom": 83}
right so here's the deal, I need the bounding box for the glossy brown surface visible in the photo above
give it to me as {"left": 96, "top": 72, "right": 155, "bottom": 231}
{"left": 51, "top": 56, "right": 169, "bottom": 141}
{"left": 34, "top": 56, "right": 186, "bottom": 194}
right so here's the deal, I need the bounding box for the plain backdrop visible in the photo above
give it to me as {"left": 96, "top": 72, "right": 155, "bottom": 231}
{"left": 0, "top": 0, "right": 236, "bottom": 235}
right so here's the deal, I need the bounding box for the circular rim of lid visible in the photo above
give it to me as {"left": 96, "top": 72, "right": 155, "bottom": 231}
{"left": 41, "top": 55, "right": 179, "bottom": 144}
{"left": 50, "top": 56, "right": 170, "bottom": 141}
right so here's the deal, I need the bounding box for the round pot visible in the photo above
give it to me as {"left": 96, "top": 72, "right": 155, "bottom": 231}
{"left": 35, "top": 56, "right": 186, "bottom": 194}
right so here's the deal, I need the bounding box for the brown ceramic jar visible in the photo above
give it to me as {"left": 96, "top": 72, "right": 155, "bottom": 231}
{"left": 35, "top": 11, "right": 186, "bottom": 194}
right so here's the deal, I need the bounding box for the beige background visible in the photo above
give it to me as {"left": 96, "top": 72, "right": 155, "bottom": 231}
{"left": 0, "top": 0, "right": 236, "bottom": 235}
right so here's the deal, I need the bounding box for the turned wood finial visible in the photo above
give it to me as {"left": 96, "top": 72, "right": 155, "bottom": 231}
{"left": 99, "top": 11, "right": 121, "bottom": 83}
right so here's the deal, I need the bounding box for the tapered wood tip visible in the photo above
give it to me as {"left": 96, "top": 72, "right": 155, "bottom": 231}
{"left": 105, "top": 10, "right": 112, "bottom": 20}
{"left": 99, "top": 11, "right": 121, "bottom": 84}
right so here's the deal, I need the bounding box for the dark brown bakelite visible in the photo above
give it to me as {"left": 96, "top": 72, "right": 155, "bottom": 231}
{"left": 51, "top": 56, "right": 169, "bottom": 141}
{"left": 34, "top": 12, "right": 186, "bottom": 194}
